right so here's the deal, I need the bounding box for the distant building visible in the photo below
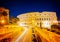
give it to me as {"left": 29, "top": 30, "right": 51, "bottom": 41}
{"left": 0, "top": 7, "right": 9, "bottom": 25}
{"left": 10, "top": 17, "right": 19, "bottom": 24}
{"left": 17, "top": 12, "right": 58, "bottom": 28}
{"left": 58, "top": 21, "right": 60, "bottom": 26}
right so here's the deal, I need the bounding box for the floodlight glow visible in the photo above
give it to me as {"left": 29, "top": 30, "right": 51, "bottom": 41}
{"left": 1, "top": 20, "right": 5, "bottom": 24}
{"left": 42, "top": 21, "right": 51, "bottom": 28}
{"left": 19, "top": 22, "right": 25, "bottom": 26}
{"left": 53, "top": 21, "right": 58, "bottom": 23}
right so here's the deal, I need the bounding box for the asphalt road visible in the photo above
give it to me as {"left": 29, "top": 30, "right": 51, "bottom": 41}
{"left": 0, "top": 26, "right": 60, "bottom": 42}
{"left": 15, "top": 27, "right": 60, "bottom": 42}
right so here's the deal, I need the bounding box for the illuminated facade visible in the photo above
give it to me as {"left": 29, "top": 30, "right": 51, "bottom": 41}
{"left": 17, "top": 12, "right": 58, "bottom": 28}
{"left": 0, "top": 7, "right": 9, "bottom": 25}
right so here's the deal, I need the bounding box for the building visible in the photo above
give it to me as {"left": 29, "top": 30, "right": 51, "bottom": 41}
{"left": 0, "top": 7, "right": 9, "bottom": 25}
{"left": 17, "top": 12, "right": 58, "bottom": 28}
{"left": 58, "top": 21, "right": 60, "bottom": 26}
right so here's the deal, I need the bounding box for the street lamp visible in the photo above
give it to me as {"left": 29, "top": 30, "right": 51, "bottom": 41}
{"left": 0, "top": 20, "right": 6, "bottom": 24}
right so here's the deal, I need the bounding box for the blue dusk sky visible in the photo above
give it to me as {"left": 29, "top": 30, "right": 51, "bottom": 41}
{"left": 0, "top": 0, "right": 60, "bottom": 20}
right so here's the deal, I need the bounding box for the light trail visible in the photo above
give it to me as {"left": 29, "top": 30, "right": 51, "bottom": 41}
{"left": 15, "top": 28, "right": 28, "bottom": 42}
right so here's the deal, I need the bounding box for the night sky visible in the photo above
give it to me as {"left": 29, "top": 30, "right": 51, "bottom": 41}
{"left": 0, "top": 0, "right": 60, "bottom": 20}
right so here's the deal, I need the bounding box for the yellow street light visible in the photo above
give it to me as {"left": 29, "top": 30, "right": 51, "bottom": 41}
{"left": 1, "top": 20, "right": 6, "bottom": 24}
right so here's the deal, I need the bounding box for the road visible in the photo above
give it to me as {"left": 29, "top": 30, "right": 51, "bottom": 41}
{"left": 14, "top": 27, "right": 48, "bottom": 42}
{"left": 34, "top": 27, "right": 60, "bottom": 42}
{"left": 0, "top": 25, "right": 60, "bottom": 42}
{"left": 0, "top": 25, "right": 24, "bottom": 42}
{"left": 14, "top": 27, "right": 60, "bottom": 42}
{"left": 15, "top": 28, "right": 28, "bottom": 42}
